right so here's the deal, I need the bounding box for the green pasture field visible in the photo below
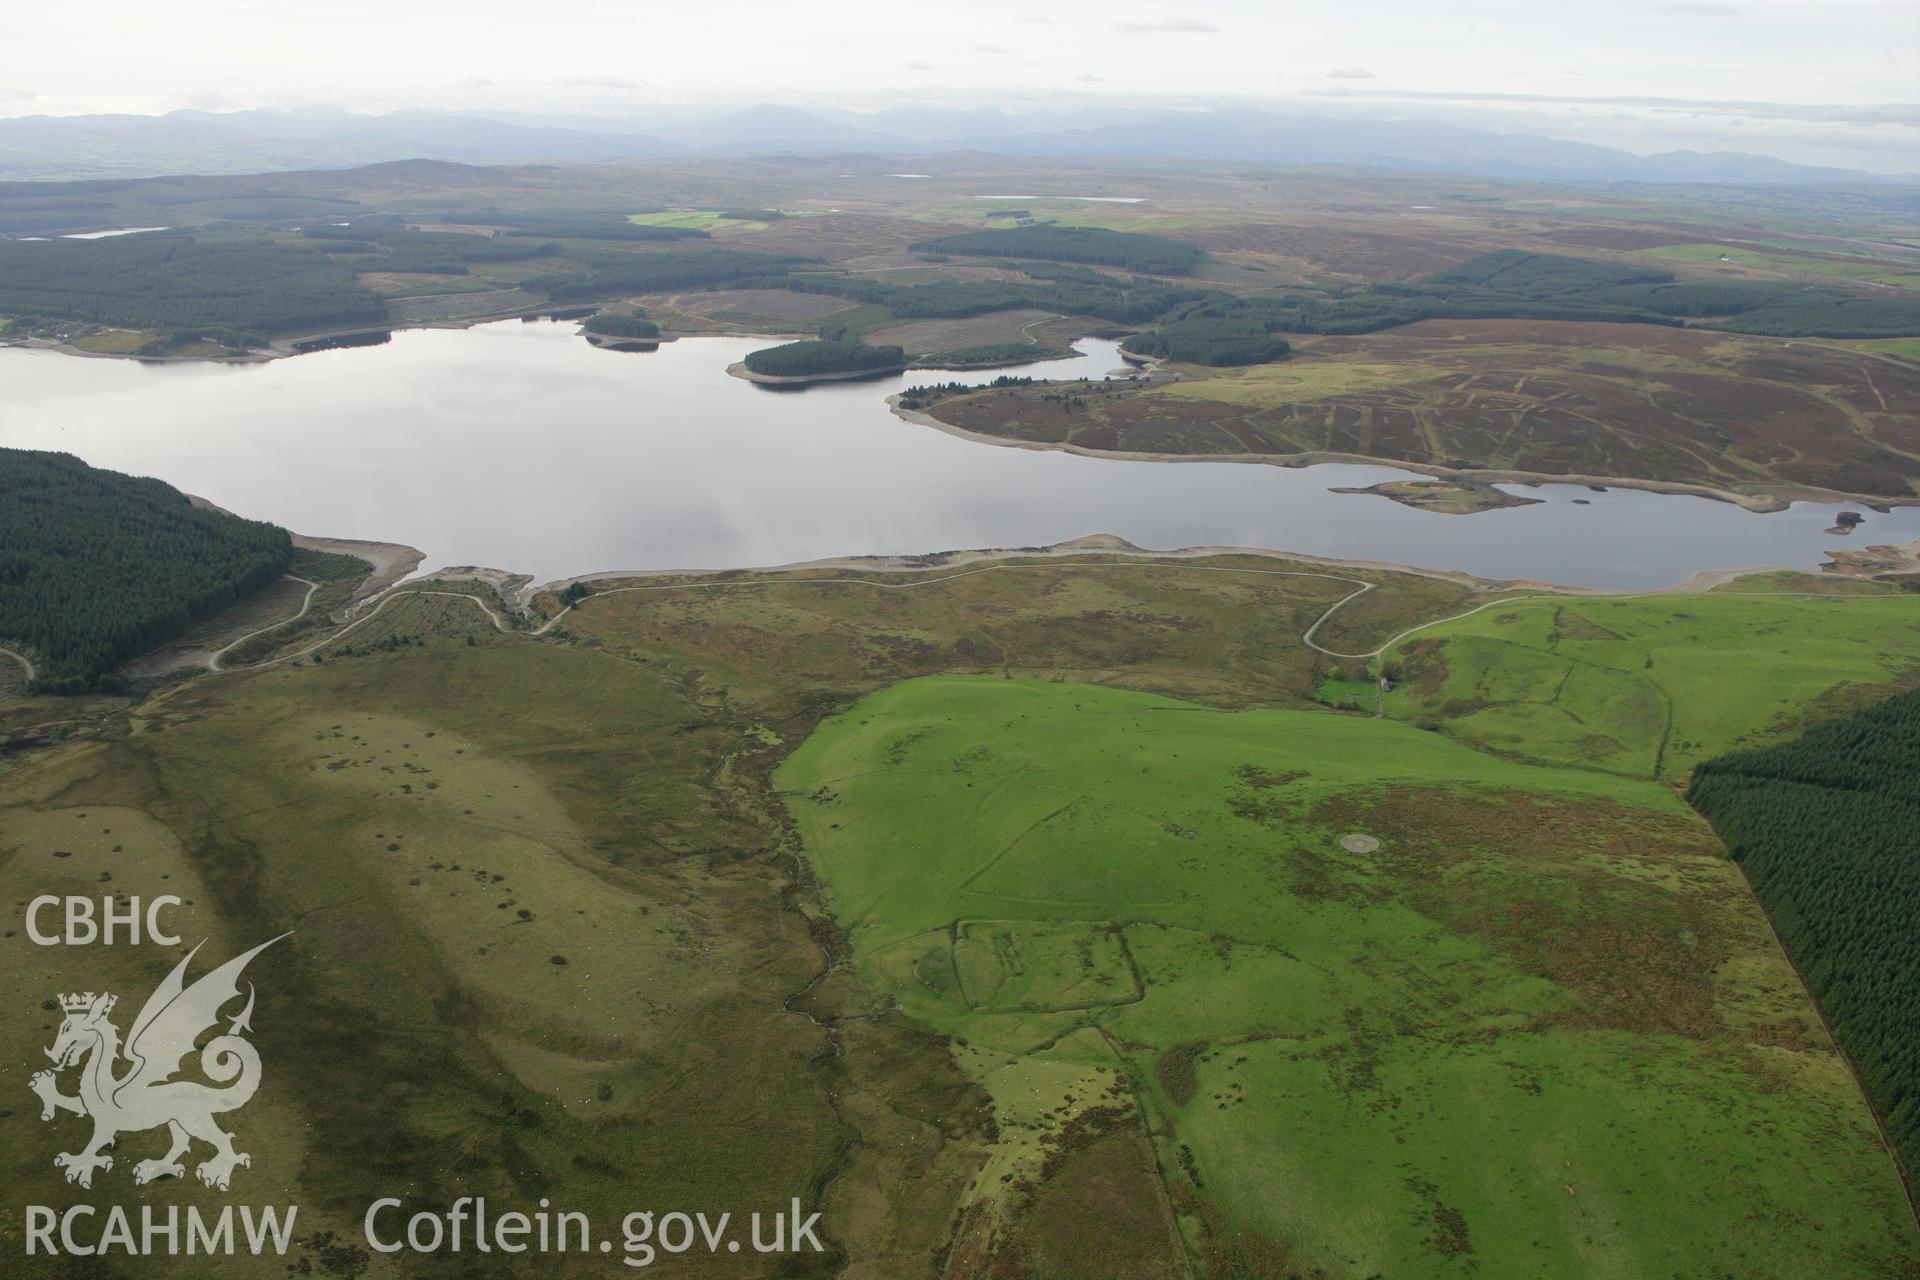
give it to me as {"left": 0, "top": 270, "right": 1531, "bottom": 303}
{"left": 1853, "top": 337, "right": 1920, "bottom": 360}
{"left": 627, "top": 210, "right": 744, "bottom": 229}
{"left": 1648, "top": 240, "right": 1920, "bottom": 288}
{"left": 1312, "top": 674, "right": 1379, "bottom": 711}
{"left": 777, "top": 674, "right": 1920, "bottom": 1277}
{"left": 1375, "top": 589, "right": 1920, "bottom": 778}
{"left": 625, "top": 209, "right": 819, "bottom": 234}
{"left": 66, "top": 328, "right": 154, "bottom": 353}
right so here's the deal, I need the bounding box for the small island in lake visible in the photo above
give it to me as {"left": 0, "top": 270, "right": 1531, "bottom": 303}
{"left": 582, "top": 311, "right": 662, "bottom": 351}
{"left": 732, "top": 338, "right": 909, "bottom": 385}
{"left": 1330, "top": 478, "right": 1544, "bottom": 515}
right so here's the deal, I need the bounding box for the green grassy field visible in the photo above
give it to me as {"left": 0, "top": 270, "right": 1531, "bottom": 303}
{"left": 778, "top": 675, "right": 1920, "bottom": 1277}
{"left": 1855, "top": 337, "right": 1920, "bottom": 360}
{"left": 1646, "top": 241, "right": 1920, "bottom": 289}
{"left": 626, "top": 210, "right": 804, "bottom": 233}
{"left": 1374, "top": 589, "right": 1920, "bottom": 778}
{"left": 66, "top": 328, "right": 154, "bottom": 353}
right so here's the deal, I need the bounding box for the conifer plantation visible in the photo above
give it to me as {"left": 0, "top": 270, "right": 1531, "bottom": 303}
{"left": 0, "top": 449, "right": 291, "bottom": 690}
{"left": 1689, "top": 689, "right": 1920, "bottom": 1185}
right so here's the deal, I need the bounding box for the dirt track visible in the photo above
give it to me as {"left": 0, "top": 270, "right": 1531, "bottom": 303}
{"left": 208, "top": 577, "right": 318, "bottom": 671}
{"left": 0, "top": 645, "right": 34, "bottom": 682}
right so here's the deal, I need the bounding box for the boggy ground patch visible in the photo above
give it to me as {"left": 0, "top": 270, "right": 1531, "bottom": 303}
{"left": 1311, "top": 784, "right": 1734, "bottom": 1036}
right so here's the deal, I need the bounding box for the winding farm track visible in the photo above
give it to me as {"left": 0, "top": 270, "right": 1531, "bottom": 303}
{"left": 208, "top": 576, "right": 318, "bottom": 671}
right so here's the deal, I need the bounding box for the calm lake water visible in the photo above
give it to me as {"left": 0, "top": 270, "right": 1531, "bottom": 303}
{"left": 3, "top": 320, "right": 1912, "bottom": 588}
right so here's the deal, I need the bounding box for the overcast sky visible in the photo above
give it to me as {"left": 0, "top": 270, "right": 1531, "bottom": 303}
{"left": 5, "top": 0, "right": 1916, "bottom": 169}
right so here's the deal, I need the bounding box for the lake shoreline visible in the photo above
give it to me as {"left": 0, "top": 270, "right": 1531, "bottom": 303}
{"left": 887, "top": 398, "right": 1913, "bottom": 516}
{"left": 371, "top": 531, "right": 1882, "bottom": 624}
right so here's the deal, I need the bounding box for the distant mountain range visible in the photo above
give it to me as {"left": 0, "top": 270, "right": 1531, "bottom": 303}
{"left": 1, "top": 104, "right": 1911, "bottom": 186}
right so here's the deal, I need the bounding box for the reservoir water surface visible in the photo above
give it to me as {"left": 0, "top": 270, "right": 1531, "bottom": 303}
{"left": 2, "top": 320, "right": 1910, "bottom": 588}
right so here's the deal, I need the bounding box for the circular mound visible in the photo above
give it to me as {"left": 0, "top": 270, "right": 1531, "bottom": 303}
{"left": 1339, "top": 833, "right": 1381, "bottom": 854}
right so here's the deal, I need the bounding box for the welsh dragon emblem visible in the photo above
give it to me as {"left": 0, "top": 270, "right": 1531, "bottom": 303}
{"left": 29, "top": 935, "right": 287, "bottom": 1191}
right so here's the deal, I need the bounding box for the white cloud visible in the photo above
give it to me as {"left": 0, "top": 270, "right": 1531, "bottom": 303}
{"left": 3, "top": 0, "right": 1914, "bottom": 172}
{"left": 1113, "top": 16, "right": 1218, "bottom": 34}
{"left": 552, "top": 75, "right": 644, "bottom": 89}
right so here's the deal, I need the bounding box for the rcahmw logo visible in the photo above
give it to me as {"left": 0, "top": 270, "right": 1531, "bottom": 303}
{"left": 23, "top": 934, "right": 300, "bottom": 1260}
